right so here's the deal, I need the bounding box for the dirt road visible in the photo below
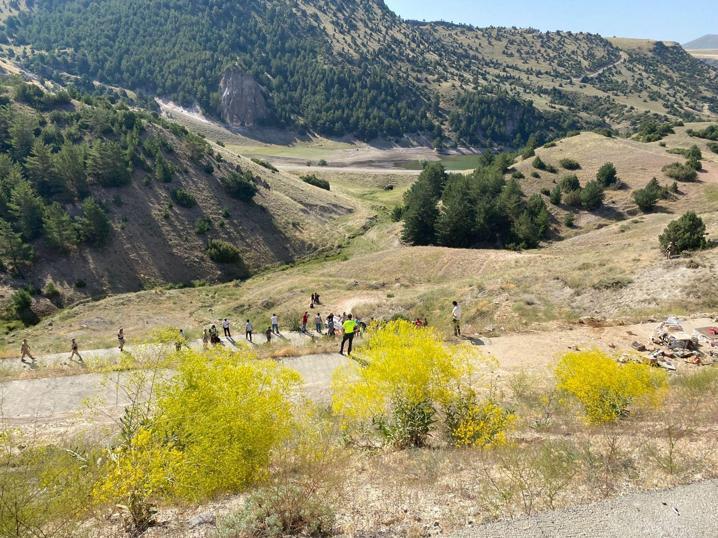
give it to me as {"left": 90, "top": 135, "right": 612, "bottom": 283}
{"left": 462, "top": 480, "right": 718, "bottom": 538}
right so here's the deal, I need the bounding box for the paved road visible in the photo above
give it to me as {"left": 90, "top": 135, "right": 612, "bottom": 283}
{"left": 462, "top": 480, "right": 718, "bottom": 538}
{"left": 0, "top": 353, "right": 349, "bottom": 425}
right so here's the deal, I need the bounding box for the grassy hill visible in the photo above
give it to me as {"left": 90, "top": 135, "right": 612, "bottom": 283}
{"left": 2, "top": 0, "right": 717, "bottom": 145}
{"left": 0, "top": 76, "right": 363, "bottom": 324}
{"left": 7, "top": 121, "right": 718, "bottom": 354}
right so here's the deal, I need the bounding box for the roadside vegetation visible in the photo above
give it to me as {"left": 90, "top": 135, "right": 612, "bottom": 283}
{"left": 2, "top": 321, "right": 717, "bottom": 536}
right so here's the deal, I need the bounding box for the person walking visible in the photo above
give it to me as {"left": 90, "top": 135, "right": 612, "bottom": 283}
{"left": 271, "top": 314, "right": 280, "bottom": 335}
{"left": 340, "top": 314, "right": 357, "bottom": 356}
{"left": 223, "top": 318, "right": 231, "bottom": 338}
{"left": 69, "top": 338, "right": 83, "bottom": 363}
{"left": 117, "top": 328, "right": 126, "bottom": 352}
{"left": 315, "top": 313, "right": 323, "bottom": 334}
{"left": 452, "top": 301, "right": 462, "bottom": 337}
{"left": 202, "top": 329, "right": 210, "bottom": 350}
{"left": 301, "top": 312, "right": 309, "bottom": 334}
{"left": 327, "top": 313, "right": 335, "bottom": 336}
{"left": 245, "top": 320, "right": 254, "bottom": 343}
{"left": 176, "top": 329, "right": 189, "bottom": 351}
{"left": 20, "top": 339, "right": 36, "bottom": 364}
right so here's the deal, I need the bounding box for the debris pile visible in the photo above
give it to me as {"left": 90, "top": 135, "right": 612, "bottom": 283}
{"left": 648, "top": 317, "right": 716, "bottom": 369}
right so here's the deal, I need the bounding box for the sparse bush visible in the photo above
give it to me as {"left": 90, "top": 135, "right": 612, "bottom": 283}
{"left": 662, "top": 162, "right": 697, "bottom": 182}
{"left": 549, "top": 185, "right": 562, "bottom": 205}
{"left": 555, "top": 350, "right": 668, "bottom": 424}
{"left": 559, "top": 174, "right": 580, "bottom": 193}
{"left": 708, "top": 142, "right": 718, "bottom": 154}
{"left": 563, "top": 213, "right": 575, "bottom": 227}
{"left": 301, "top": 174, "right": 330, "bottom": 191}
{"left": 532, "top": 157, "right": 557, "bottom": 173}
{"left": 559, "top": 158, "right": 581, "bottom": 170}
{"left": 580, "top": 181, "right": 604, "bottom": 210}
{"left": 659, "top": 212, "right": 707, "bottom": 254}
{"left": 251, "top": 158, "right": 278, "bottom": 172}
{"left": 221, "top": 170, "right": 258, "bottom": 201}
{"left": 194, "top": 217, "right": 212, "bottom": 235}
{"left": 171, "top": 188, "right": 196, "bottom": 208}
{"left": 596, "top": 162, "right": 618, "bottom": 187}
{"left": 563, "top": 190, "right": 582, "bottom": 208}
{"left": 633, "top": 178, "right": 665, "bottom": 212}
{"left": 207, "top": 239, "right": 242, "bottom": 264}
{"left": 531, "top": 171, "right": 541, "bottom": 179}
{"left": 688, "top": 124, "right": 718, "bottom": 141}
{"left": 511, "top": 170, "right": 525, "bottom": 180}
{"left": 446, "top": 392, "right": 515, "bottom": 448}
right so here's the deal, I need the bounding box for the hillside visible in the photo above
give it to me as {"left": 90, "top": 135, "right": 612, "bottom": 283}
{"left": 684, "top": 35, "right": 718, "bottom": 49}
{"left": 2, "top": 0, "right": 718, "bottom": 146}
{"left": 0, "top": 76, "right": 362, "bottom": 319}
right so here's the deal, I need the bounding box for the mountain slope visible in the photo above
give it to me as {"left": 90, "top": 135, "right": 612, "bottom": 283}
{"left": 0, "top": 76, "right": 361, "bottom": 316}
{"left": 684, "top": 35, "right": 718, "bottom": 50}
{"left": 3, "top": 0, "right": 718, "bottom": 146}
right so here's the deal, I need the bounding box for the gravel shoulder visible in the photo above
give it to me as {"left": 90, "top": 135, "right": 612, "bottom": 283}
{"left": 462, "top": 480, "right": 718, "bottom": 538}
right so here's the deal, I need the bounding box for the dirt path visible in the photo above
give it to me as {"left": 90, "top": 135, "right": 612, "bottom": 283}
{"left": 0, "top": 353, "right": 349, "bottom": 427}
{"left": 461, "top": 480, "right": 718, "bottom": 537}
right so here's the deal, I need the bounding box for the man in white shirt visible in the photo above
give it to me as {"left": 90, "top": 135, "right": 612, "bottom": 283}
{"left": 452, "top": 301, "right": 462, "bottom": 337}
{"left": 222, "top": 318, "right": 231, "bottom": 338}
{"left": 271, "top": 314, "right": 279, "bottom": 335}
{"left": 245, "top": 320, "right": 253, "bottom": 343}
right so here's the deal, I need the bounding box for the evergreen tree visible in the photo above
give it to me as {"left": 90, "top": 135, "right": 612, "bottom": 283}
{"left": 0, "top": 218, "right": 33, "bottom": 276}
{"left": 580, "top": 181, "right": 605, "bottom": 210}
{"left": 25, "top": 139, "right": 65, "bottom": 198}
{"left": 54, "top": 141, "right": 88, "bottom": 198}
{"left": 9, "top": 112, "right": 37, "bottom": 162}
{"left": 596, "top": 162, "right": 618, "bottom": 187}
{"left": 87, "top": 140, "right": 130, "bottom": 187}
{"left": 659, "top": 212, "right": 707, "bottom": 254}
{"left": 435, "top": 174, "right": 476, "bottom": 247}
{"left": 43, "top": 202, "right": 77, "bottom": 251}
{"left": 9, "top": 180, "right": 44, "bottom": 240}
{"left": 401, "top": 180, "right": 438, "bottom": 246}
{"left": 78, "top": 198, "right": 112, "bottom": 246}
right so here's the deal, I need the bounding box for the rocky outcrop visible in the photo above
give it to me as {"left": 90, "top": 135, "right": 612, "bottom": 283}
{"left": 219, "top": 66, "right": 270, "bottom": 128}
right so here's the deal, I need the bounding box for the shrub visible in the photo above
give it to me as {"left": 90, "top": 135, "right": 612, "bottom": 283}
{"left": 659, "top": 212, "right": 707, "bottom": 254}
{"left": 332, "top": 321, "right": 473, "bottom": 448}
{"left": 511, "top": 170, "right": 525, "bottom": 180}
{"left": 531, "top": 171, "right": 541, "bottom": 179}
{"left": 221, "top": 170, "right": 258, "bottom": 201}
{"left": 10, "top": 288, "right": 38, "bottom": 326}
{"left": 251, "top": 158, "right": 278, "bottom": 172}
{"left": 559, "top": 158, "right": 581, "bottom": 170}
{"left": 596, "top": 162, "right": 618, "bottom": 187}
{"left": 217, "top": 484, "right": 335, "bottom": 538}
{"left": 194, "top": 217, "right": 212, "bottom": 235}
{"left": 207, "top": 240, "right": 242, "bottom": 264}
{"left": 708, "top": 142, "right": 718, "bottom": 154}
{"left": 301, "top": 174, "right": 330, "bottom": 191}
{"left": 559, "top": 174, "right": 580, "bottom": 193}
{"left": 580, "top": 181, "right": 604, "bottom": 210}
{"left": 390, "top": 205, "right": 404, "bottom": 222}
{"left": 662, "top": 162, "right": 697, "bottom": 182}
{"left": 562, "top": 189, "right": 582, "bottom": 208}
{"left": 549, "top": 185, "right": 562, "bottom": 205}
{"left": 555, "top": 350, "right": 668, "bottom": 424}
{"left": 446, "top": 392, "right": 515, "bottom": 448}
{"left": 633, "top": 178, "right": 664, "bottom": 212}
{"left": 563, "top": 213, "right": 575, "bottom": 227}
{"left": 688, "top": 124, "right": 718, "bottom": 141}
{"left": 170, "top": 188, "right": 197, "bottom": 208}
{"left": 532, "top": 156, "right": 547, "bottom": 171}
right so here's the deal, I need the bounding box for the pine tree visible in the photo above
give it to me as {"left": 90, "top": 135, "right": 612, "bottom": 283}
{"left": 9, "top": 180, "right": 44, "bottom": 240}
{"left": 401, "top": 180, "right": 438, "bottom": 246}
{"left": 25, "top": 139, "right": 65, "bottom": 198}
{"left": 436, "top": 175, "right": 476, "bottom": 247}
{"left": 43, "top": 202, "right": 77, "bottom": 251}
{"left": 87, "top": 140, "right": 130, "bottom": 187}
{"left": 54, "top": 142, "right": 88, "bottom": 198}
{"left": 0, "top": 218, "right": 34, "bottom": 276}
{"left": 78, "top": 198, "right": 111, "bottom": 246}
{"left": 9, "top": 112, "right": 37, "bottom": 162}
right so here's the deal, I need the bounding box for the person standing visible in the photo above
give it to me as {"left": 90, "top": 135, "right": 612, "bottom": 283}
{"left": 209, "top": 324, "right": 220, "bottom": 346}
{"left": 117, "top": 328, "right": 126, "bottom": 352}
{"left": 271, "top": 314, "right": 279, "bottom": 335}
{"left": 245, "top": 320, "right": 254, "bottom": 343}
{"left": 452, "top": 301, "right": 462, "bottom": 337}
{"left": 301, "top": 312, "right": 309, "bottom": 334}
{"left": 223, "top": 318, "right": 231, "bottom": 338}
{"left": 20, "top": 339, "right": 36, "bottom": 364}
{"left": 327, "top": 313, "right": 335, "bottom": 336}
{"left": 176, "top": 329, "right": 189, "bottom": 351}
{"left": 340, "top": 314, "right": 357, "bottom": 356}
{"left": 70, "top": 338, "right": 83, "bottom": 363}
{"left": 315, "top": 313, "right": 323, "bottom": 334}
{"left": 202, "top": 329, "right": 210, "bottom": 350}
{"left": 265, "top": 326, "right": 273, "bottom": 344}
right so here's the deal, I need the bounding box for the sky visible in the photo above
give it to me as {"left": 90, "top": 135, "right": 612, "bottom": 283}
{"left": 384, "top": 0, "right": 717, "bottom": 44}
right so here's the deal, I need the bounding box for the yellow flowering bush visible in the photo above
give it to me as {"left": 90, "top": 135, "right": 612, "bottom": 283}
{"left": 446, "top": 394, "right": 515, "bottom": 448}
{"left": 555, "top": 350, "right": 668, "bottom": 424}
{"left": 332, "top": 320, "right": 476, "bottom": 447}
{"left": 94, "top": 348, "right": 302, "bottom": 532}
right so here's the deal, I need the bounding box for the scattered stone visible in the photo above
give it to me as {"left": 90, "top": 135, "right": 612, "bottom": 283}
{"left": 187, "top": 512, "right": 216, "bottom": 529}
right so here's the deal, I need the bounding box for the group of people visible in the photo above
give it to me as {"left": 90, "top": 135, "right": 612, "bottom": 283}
{"left": 18, "top": 299, "right": 464, "bottom": 364}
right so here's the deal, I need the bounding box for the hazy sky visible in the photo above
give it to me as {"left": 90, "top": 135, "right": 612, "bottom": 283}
{"left": 384, "top": 0, "right": 717, "bottom": 44}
